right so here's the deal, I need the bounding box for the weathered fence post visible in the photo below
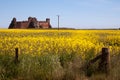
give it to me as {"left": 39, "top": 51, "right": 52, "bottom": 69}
{"left": 87, "top": 48, "right": 110, "bottom": 76}
{"left": 99, "top": 48, "right": 110, "bottom": 74}
{"left": 14, "top": 48, "right": 19, "bottom": 63}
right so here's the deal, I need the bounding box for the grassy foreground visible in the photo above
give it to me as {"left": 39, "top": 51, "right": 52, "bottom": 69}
{"left": 0, "top": 29, "right": 120, "bottom": 80}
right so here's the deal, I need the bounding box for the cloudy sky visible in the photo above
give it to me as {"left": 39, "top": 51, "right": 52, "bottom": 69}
{"left": 0, "top": 0, "right": 120, "bottom": 29}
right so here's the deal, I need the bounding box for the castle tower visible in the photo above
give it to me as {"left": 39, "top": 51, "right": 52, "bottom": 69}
{"left": 28, "top": 17, "right": 32, "bottom": 22}
{"left": 46, "top": 18, "right": 50, "bottom": 23}
{"left": 8, "top": 17, "right": 17, "bottom": 29}
{"left": 46, "top": 18, "right": 51, "bottom": 28}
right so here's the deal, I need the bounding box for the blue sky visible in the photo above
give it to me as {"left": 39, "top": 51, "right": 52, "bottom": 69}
{"left": 0, "top": 0, "right": 120, "bottom": 29}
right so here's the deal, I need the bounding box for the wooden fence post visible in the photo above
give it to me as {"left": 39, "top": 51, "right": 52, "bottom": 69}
{"left": 87, "top": 48, "right": 110, "bottom": 76}
{"left": 14, "top": 48, "right": 19, "bottom": 63}
{"left": 99, "top": 48, "right": 110, "bottom": 74}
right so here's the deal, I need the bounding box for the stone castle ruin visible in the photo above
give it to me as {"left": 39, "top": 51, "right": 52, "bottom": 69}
{"left": 8, "top": 17, "right": 52, "bottom": 29}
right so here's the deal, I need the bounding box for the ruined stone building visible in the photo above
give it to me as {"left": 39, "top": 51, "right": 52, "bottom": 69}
{"left": 8, "top": 17, "right": 52, "bottom": 29}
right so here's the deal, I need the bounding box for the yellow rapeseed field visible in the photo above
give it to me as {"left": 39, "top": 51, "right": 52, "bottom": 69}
{"left": 0, "top": 29, "right": 120, "bottom": 58}
{"left": 0, "top": 29, "right": 120, "bottom": 79}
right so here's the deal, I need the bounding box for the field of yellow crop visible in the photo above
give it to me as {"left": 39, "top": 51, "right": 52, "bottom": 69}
{"left": 0, "top": 29, "right": 120, "bottom": 80}
{"left": 0, "top": 29, "right": 120, "bottom": 56}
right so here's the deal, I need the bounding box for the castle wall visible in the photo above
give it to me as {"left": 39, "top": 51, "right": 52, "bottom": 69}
{"left": 8, "top": 17, "right": 52, "bottom": 29}
{"left": 39, "top": 22, "right": 49, "bottom": 28}
{"left": 16, "top": 21, "right": 29, "bottom": 28}
{"left": 21, "top": 21, "right": 29, "bottom": 28}
{"left": 16, "top": 22, "right": 22, "bottom": 28}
